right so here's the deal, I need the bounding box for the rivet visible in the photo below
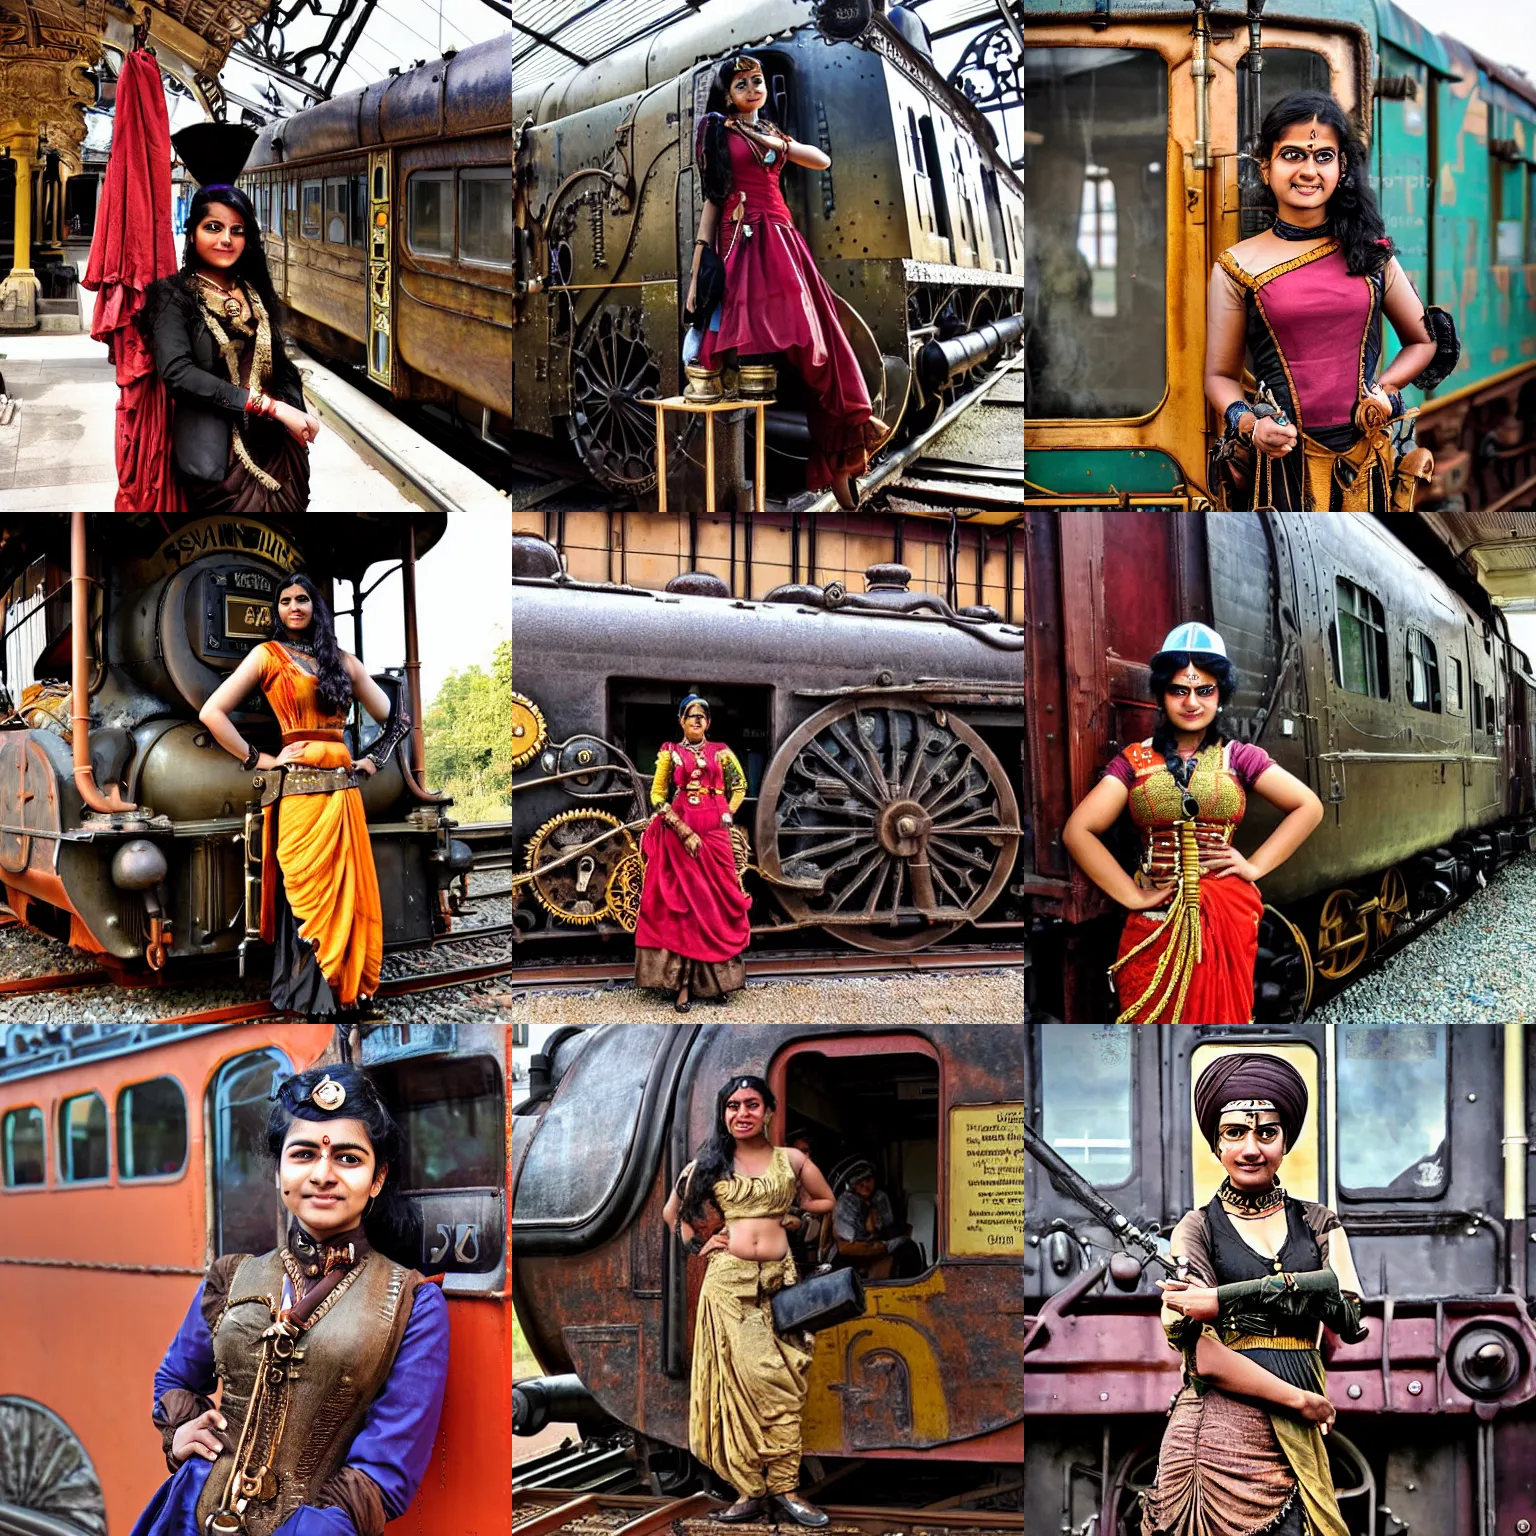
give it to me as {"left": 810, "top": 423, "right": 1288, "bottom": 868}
{"left": 1407, "top": 1379, "right": 1423, "bottom": 1395}
{"left": 1347, "top": 1383, "right": 1362, "bottom": 1399}
{"left": 1468, "top": 1092, "right": 1477, "bottom": 1102}
{"left": 1099, "top": 1391, "right": 1108, "bottom": 1402}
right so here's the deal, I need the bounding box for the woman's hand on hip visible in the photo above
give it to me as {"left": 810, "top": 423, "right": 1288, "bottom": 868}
{"left": 1155, "top": 1279, "right": 1220, "bottom": 1321}
{"left": 698, "top": 1230, "right": 730, "bottom": 1257}
{"left": 171, "top": 1407, "right": 227, "bottom": 1464}
{"left": 272, "top": 742, "right": 309, "bottom": 768}
{"left": 1199, "top": 844, "right": 1260, "bottom": 882}
{"left": 1124, "top": 883, "right": 1175, "bottom": 914}
{"left": 349, "top": 757, "right": 379, "bottom": 777}
{"left": 1252, "top": 416, "right": 1297, "bottom": 457}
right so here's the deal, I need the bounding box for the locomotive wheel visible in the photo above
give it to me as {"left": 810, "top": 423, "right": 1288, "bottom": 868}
{"left": 1375, "top": 866, "right": 1409, "bottom": 946}
{"left": 1255, "top": 905, "right": 1313, "bottom": 1022}
{"left": 754, "top": 696, "right": 1020, "bottom": 953}
{"left": 569, "top": 305, "right": 662, "bottom": 493}
{"left": 1315, "top": 888, "right": 1369, "bottom": 979}
{"left": 525, "top": 809, "right": 636, "bottom": 926}
{"left": 0, "top": 1396, "right": 107, "bottom": 1533}
{"left": 511, "top": 692, "right": 548, "bottom": 773}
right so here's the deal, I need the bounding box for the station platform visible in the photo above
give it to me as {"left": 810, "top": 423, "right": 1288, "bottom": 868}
{"left": 0, "top": 333, "right": 507, "bottom": 513}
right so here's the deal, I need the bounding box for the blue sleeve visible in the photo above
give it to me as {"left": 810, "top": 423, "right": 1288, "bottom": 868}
{"left": 273, "top": 1512, "right": 356, "bottom": 1536}
{"left": 345, "top": 1280, "right": 450, "bottom": 1518}
{"left": 152, "top": 1282, "right": 218, "bottom": 1413}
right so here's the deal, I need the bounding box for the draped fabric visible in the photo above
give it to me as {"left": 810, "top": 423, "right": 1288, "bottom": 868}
{"left": 254, "top": 643, "right": 382, "bottom": 1009}
{"left": 689, "top": 1254, "right": 813, "bottom": 1499}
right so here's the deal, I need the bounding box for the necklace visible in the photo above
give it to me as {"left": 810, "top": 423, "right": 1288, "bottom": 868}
{"left": 1218, "top": 1174, "right": 1285, "bottom": 1216}
{"left": 196, "top": 269, "right": 246, "bottom": 321}
{"left": 728, "top": 117, "right": 780, "bottom": 167}
{"left": 1270, "top": 215, "right": 1331, "bottom": 242}
{"left": 281, "top": 637, "right": 316, "bottom": 656}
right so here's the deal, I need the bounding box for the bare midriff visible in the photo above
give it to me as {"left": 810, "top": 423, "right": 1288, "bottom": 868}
{"left": 722, "top": 1217, "right": 790, "bottom": 1261}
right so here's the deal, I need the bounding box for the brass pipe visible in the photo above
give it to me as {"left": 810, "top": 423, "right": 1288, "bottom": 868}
{"left": 1190, "top": 0, "right": 1213, "bottom": 172}
{"left": 401, "top": 524, "right": 432, "bottom": 789}
{"left": 70, "top": 512, "right": 138, "bottom": 814}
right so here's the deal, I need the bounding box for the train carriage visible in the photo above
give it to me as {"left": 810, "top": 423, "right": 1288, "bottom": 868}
{"left": 0, "top": 1022, "right": 514, "bottom": 1536}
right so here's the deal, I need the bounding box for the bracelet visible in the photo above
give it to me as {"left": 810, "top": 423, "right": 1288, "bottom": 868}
{"left": 1223, "top": 400, "right": 1255, "bottom": 441}
{"left": 239, "top": 742, "right": 260, "bottom": 771}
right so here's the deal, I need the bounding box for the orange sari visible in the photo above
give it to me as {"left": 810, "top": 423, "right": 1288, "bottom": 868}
{"left": 255, "top": 641, "right": 382, "bottom": 1008}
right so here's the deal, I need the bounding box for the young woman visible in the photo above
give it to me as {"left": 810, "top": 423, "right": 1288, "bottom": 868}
{"left": 1204, "top": 91, "right": 1455, "bottom": 511}
{"left": 131, "top": 1063, "right": 447, "bottom": 1536}
{"left": 140, "top": 184, "right": 322, "bottom": 512}
{"left": 686, "top": 54, "right": 884, "bottom": 509}
{"left": 1062, "top": 623, "right": 1323, "bottom": 1023}
{"left": 199, "top": 574, "right": 411, "bottom": 1018}
{"left": 661, "top": 1075, "right": 838, "bottom": 1528}
{"left": 635, "top": 694, "right": 752, "bottom": 1012}
{"left": 1144, "top": 1052, "right": 1364, "bottom": 1536}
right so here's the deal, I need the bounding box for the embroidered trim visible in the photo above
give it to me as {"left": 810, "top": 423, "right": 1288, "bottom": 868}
{"left": 197, "top": 281, "right": 284, "bottom": 494}
{"left": 277, "top": 1247, "right": 372, "bottom": 1330}
{"left": 1248, "top": 239, "right": 1340, "bottom": 287}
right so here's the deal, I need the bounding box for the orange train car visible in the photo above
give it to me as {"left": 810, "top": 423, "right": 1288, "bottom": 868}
{"left": 0, "top": 1022, "right": 512, "bottom": 1536}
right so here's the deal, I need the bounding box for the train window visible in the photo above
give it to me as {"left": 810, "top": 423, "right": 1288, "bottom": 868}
{"left": 58, "top": 1091, "right": 109, "bottom": 1182}
{"left": 1337, "top": 1025, "right": 1447, "bottom": 1199}
{"left": 1039, "top": 1024, "right": 1132, "bottom": 1187}
{"left": 407, "top": 171, "right": 455, "bottom": 258}
{"left": 116, "top": 1076, "right": 188, "bottom": 1180}
{"left": 1407, "top": 629, "right": 1441, "bottom": 713}
{"left": 1332, "top": 578, "right": 1389, "bottom": 699}
{"left": 323, "top": 178, "right": 349, "bottom": 245}
{"left": 1473, "top": 680, "right": 1488, "bottom": 732}
{"left": 1, "top": 553, "right": 71, "bottom": 691}
{"left": 301, "top": 180, "right": 322, "bottom": 241}
{"left": 1023, "top": 48, "right": 1167, "bottom": 418}
{"left": 2, "top": 1106, "right": 45, "bottom": 1186}
{"left": 211, "top": 1048, "right": 290, "bottom": 1257}
{"left": 351, "top": 171, "right": 367, "bottom": 248}
{"left": 1447, "top": 656, "right": 1464, "bottom": 713}
{"left": 1260, "top": 48, "right": 1332, "bottom": 101}
{"left": 460, "top": 169, "right": 513, "bottom": 267}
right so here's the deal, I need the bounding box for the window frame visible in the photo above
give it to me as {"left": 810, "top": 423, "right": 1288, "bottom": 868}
{"left": 209, "top": 1046, "right": 294, "bottom": 1259}
{"left": 57, "top": 1089, "right": 111, "bottom": 1185}
{"left": 1446, "top": 654, "right": 1464, "bottom": 714}
{"left": 405, "top": 168, "right": 456, "bottom": 260}
{"left": 1038, "top": 1023, "right": 1136, "bottom": 1193}
{"left": 457, "top": 167, "right": 513, "bottom": 270}
{"left": 322, "top": 176, "right": 351, "bottom": 247}
{"left": 1406, "top": 627, "right": 1441, "bottom": 713}
{"left": 1331, "top": 575, "right": 1390, "bottom": 700}
{"left": 300, "top": 179, "right": 323, "bottom": 242}
{"left": 2, "top": 1104, "right": 47, "bottom": 1190}
{"left": 1336, "top": 1024, "right": 1450, "bottom": 1202}
{"left": 116, "top": 1074, "right": 190, "bottom": 1183}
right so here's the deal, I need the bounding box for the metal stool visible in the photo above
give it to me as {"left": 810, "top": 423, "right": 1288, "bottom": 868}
{"left": 652, "top": 395, "right": 768, "bottom": 516}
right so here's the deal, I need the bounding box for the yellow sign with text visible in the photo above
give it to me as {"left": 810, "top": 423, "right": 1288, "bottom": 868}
{"left": 947, "top": 1102, "right": 1023, "bottom": 1257}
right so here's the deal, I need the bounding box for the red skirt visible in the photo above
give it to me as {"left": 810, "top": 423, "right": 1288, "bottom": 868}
{"left": 635, "top": 797, "right": 752, "bottom": 964}
{"left": 1111, "top": 877, "right": 1264, "bottom": 1024}
{"left": 697, "top": 215, "right": 872, "bottom": 490}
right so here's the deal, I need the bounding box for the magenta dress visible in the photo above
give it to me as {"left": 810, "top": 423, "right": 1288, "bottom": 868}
{"left": 697, "top": 122, "right": 873, "bottom": 490}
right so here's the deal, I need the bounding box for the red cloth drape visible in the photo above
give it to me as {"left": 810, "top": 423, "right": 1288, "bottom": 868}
{"left": 82, "top": 47, "right": 185, "bottom": 512}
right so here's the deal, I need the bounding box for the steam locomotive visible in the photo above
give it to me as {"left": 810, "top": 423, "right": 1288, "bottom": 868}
{"left": 0, "top": 514, "right": 467, "bottom": 978}
{"left": 510, "top": 533, "right": 1024, "bottom": 953}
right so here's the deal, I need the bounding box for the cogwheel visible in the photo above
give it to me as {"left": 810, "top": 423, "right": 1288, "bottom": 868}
{"left": 511, "top": 692, "right": 549, "bottom": 772}
{"left": 605, "top": 850, "right": 646, "bottom": 934}
{"left": 524, "top": 808, "right": 635, "bottom": 925}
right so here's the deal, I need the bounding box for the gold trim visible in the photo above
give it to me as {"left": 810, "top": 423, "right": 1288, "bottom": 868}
{"left": 1247, "top": 239, "right": 1341, "bottom": 287}
{"left": 1226, "top": 1334, "right": 1317, "bottom": 1352}
{"left": 1218, "top": 249, "right": 1257, "bottom": 293}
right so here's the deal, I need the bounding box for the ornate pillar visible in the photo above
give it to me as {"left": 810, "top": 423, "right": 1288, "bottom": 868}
{"left": 0, "top": 148, "right": 40, "bottom": 333}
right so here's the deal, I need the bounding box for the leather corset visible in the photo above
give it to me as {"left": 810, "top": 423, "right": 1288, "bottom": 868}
{"left": 194, "top": 1249, "right": 419, "bottom": 1536}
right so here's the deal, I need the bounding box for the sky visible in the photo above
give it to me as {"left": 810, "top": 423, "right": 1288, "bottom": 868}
{"left": 1391, "top": 0, "right": 1536, "bottom": 79}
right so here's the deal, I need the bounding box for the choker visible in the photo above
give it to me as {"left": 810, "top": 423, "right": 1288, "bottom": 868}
{"left": 288, "top": 1220, "right": 367, "bottom": 1279}
{"left": 1270, "top": 216, "right": 1331, "bottom": 242}
{"left": 281, "top": 637, "right": 315, "bottom": 655}
{"left": 1218, "top": 1175, "right": 1284, "bottom": 1216}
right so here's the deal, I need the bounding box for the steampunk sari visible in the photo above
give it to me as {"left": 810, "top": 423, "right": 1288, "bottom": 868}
{"left": 1107, "top": 740, "right": 1270, "bottom": 1025}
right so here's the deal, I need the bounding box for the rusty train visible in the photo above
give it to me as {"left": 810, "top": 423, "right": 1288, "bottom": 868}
{"left": 1019, "top": 509, "right": 1536, "bottom": 1022}
{"left": 1025, "top": 1022, "right": 1536, "bottom": 1536}
{"left": 0, "top": 514, "right": 469, "bottom": 979}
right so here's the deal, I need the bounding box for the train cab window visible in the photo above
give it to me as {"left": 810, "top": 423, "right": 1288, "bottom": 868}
{"left": 1473, "top": 681, "right": 1489, "bottom": 733}
{"left": 323, "top": 178, "right": 350, "bottom": 245}
{"left": 58, "top": 1091, "right": 109, "bottom": 1183}
{"left": 1407, "top": 629, "right": 1441, "bottom": 713}
{"left": 1260, "top": 48, "right": 1332, "bottom": 100}
{"left": 301, "top": 180, "right": 323, "bottom": 241}
{"left": 1, "top": 553, "right": 72, "bottom": 692}
{"left": 2, "top": 1106, "right": 45, "bottom": 1186}
{"left": 1447, "top": 656, "right": 1464, "bottom": 713}
{"left": 211, "top": 1048, "right": 290, "bottom": 1257}
{"left": 460, "top": 169, "right": 513, "bottom": 267}
{"left": 1332, "top": 578, "right": 1389, "bottom": 699}
{"left": 1039, "top": 1024, "right": 1132, "bottom": 1186}
{"left": 1337, "top": 1024, "right": 1447, "bottom": 1199}
{"left": 1024, "top": 48, "right": 1167, "bottom": 418}
{"left": 117, "top": 1076, "right": 188, "bottom": 1180}
{"left": 407, "top": 170, "right": 455, "bottom": 258}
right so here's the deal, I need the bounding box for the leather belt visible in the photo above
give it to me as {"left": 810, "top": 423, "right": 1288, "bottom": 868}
{"left": 282, "top": 729, "right": 345, "bottom": 744}
{"left": 259, "top": 765, "right": 361, "bottom": 806}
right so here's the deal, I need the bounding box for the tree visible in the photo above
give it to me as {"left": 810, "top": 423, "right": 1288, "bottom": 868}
{"left": 423, "top": 639, "right": 512, "bottom": 822}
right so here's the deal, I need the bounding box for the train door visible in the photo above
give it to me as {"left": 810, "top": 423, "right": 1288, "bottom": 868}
{"left": 1466, "top": 618, "right": 1500, "bottom": 818}
{"left": 367, "top": 148, "right": 394, "bottom": 389}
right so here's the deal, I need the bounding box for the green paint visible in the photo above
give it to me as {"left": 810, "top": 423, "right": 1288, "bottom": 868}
{"left": 1025, "top": 450, "right": 1186, "bottom": 493}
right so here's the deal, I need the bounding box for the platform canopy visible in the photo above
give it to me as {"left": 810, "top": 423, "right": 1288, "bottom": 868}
{"left": 1419, "top": 512, "right": 1536, "bottom": 602}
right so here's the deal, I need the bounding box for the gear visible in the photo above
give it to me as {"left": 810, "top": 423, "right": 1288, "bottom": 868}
{"left": 512, "top": 692, "right": 549, "bottom": 772}
{"left": 524, "top": 809, "right": 635, "bottom": 925}
{"left": 605, "top": 850, "right": 646, "bottom": 934}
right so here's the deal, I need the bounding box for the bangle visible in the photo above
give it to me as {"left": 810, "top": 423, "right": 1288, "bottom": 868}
{"left": 240, "top": 742, "right": 260, "bottom": 771}
{"left": 694, "top": 238, "right": 710, "bottom": 248}
{"left": 1223, "top": 400, "right": 1254, "bottom": 441}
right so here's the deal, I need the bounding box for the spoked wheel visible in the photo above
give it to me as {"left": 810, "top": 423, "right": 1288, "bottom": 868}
{"left": 1255, "top": 905, "right": 1314, "bottom": 1021}
{"left": 1315, "top": 888, "right": 1369, "bottom": 980}
{"left": 568, "top": 304, "right": 662, "bottom": 493}
{"left": 1374, "top": 866, "right": 1409, "bottom": 946}
{"left": 755, "top": 695, "right": 1020, "bottom": 952}
{"left": 0, "top": 1397, "right": 107, "bottom": 1533}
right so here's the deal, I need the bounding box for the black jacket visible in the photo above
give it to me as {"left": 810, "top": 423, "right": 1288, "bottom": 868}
{"left": 141, "top": 273, "right": 306, "bottom": 483}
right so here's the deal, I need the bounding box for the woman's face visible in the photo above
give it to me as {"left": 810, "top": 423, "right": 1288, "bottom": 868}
{"left": 728, "top": 65, "right": 767, "bottom": 115}
{"left": 194, "top": 202, "right": 246, "bottom": 273}
{"left": 278, "top": 583, "right": 314, "bottom": 632}
{"left": 1216, "top": 1110, "right": 1286, "bottom": 1190}
{"left": 1264, "top": 119, "right": 1343, "bottom": 218}
{"left": 724, "top": 1086, "right": 767, "bottom": 1140}
{"left": 1164, "top": 662, "right": 1219, "bottom": 735}
{"left": 277, "top": 1115, "right": 385, "bottom": 1238}
{"left": 681, "top": 705, "right": 709, "bottom": 743}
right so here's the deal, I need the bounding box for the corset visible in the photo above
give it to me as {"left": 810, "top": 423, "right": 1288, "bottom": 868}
{"left": 670, "top": 741, "right": 726, "bottom": 807}
{"left": 713, "top": 1145, "right": 796, "bottom": 1220}
{"left": 725, "top": 127, "right": 793, "bottom": 224}
{"left": 1122, "top": 742, "right": 1247, "bottom": 871}
{"left": 194, "top": 1249, "right": 418, "bottom": 1536}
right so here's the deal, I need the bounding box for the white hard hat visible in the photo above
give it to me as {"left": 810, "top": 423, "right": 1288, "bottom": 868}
{"left": 1154, "top": 622, "right": 1228, "bottom": 659}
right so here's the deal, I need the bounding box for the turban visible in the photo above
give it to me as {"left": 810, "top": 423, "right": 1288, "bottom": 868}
{"left": 1193, "top": 1052, "right": 1307, "bottom": 1153}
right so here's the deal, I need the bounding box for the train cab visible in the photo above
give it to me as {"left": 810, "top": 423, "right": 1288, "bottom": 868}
{"left": 510, "top": 1024, "right": 1023, "bottom": 1479}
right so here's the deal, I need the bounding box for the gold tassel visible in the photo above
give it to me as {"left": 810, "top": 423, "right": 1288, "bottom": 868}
{"left": 1110, "top": 820, "right": 1203, "bottom": 1024}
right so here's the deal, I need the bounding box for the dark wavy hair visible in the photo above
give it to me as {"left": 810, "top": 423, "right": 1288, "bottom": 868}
{"left": 1257, "top": 91, "right": 1394, "bottom": 277}
{"left": 1149, "top": 650, "right": 1240, "bottom": 755}
{"left": 269, "top": 571, "right": 353, "bottom": 715}
{"left": 180, "top": 184, "right": 286, "bottom": 325}
{"left": 698, "top": 54, "right": 779, "bottom": 209}
{"left": 266, "top": 1063, "right": 421, "bottom": 1269}
{"left": 705, "top": 53, "right": 778, "bottom": 124}
{"left": 680, "top": 1073, "right": 777, "bottom": 1228}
